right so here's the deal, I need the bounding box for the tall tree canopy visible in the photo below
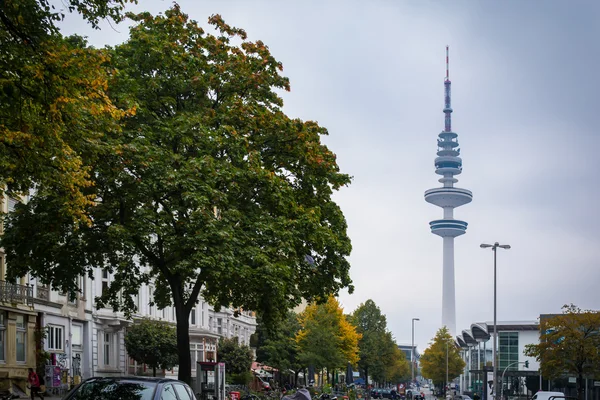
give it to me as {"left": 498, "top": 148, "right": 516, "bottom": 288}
{"left": 1, "top": 6, "right": 352, "bottom": 384}
{"left": 218, "top": 337, "right": 254, "bottom": 385}
{"left": 296, "top": 296, "right": 361, "bottom": 371}
{"left": 351, "top": 299, "right": 390, "bottom": 385}
{"left": 255, "top": 311, "right": 302, "bottom": 383}
{"left": 124, "top": 318, "right": 178, "bottom": 377}
{"left": 525, "top": 304, "right": 600, "bottom": 400}
{"left": 0, "top": 0, "right": 134, "bottom": 223}
{"left": 420, "top": 327, "right": 465, "bottom": 389}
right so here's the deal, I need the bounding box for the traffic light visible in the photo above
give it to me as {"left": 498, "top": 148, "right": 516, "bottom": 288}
{"left": 524, "top": 361, "right": 529, "bottom": 368}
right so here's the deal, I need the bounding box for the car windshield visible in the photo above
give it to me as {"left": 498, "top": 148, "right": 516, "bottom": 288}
{"left": 70, "top": 380, "right": 157, "bottom": 400}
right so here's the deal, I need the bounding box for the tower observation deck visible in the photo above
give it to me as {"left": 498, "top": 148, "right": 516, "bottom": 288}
{"left": 424, "top": 46, "right": 472, "bottom": 336}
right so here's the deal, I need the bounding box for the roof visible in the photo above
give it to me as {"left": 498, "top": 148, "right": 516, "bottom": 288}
{"left": 456, "top": 321, "right": 539, "bottom": 346}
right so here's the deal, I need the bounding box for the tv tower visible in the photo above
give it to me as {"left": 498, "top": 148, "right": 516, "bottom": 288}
{"left": 424, "top": 46, "right": 473, "bottom": 336}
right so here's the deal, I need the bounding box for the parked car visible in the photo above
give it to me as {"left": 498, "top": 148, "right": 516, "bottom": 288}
{"left": 62, "top": 377, "right": 197, "bottom": 400}
{"left": 532, "top": 392, "right": 567, "bottom": 400}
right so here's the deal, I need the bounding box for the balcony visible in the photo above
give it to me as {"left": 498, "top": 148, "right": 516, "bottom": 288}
{"left": 36, "top": 285, "right": 50, "bottom": 301}
{"left": 0, "top": 281, "right": 34, "bottom": 306}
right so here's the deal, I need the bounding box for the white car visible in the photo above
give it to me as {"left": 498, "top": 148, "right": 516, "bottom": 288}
{"left": 532, "top": 392, "right": 565, "bottom": 400}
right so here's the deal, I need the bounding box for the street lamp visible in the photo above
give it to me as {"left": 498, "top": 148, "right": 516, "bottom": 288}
{"left": 412, "top": 318, "right": 420, "bottom": 384}
{"left": 480, "top": 242, "right": 511, "bottom": 400}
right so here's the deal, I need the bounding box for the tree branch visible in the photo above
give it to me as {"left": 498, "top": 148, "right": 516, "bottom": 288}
{"left": 185, "top": 269, "right": 207, "bottom": 314}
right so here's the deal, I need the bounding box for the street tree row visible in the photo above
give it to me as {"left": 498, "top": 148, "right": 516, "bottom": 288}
{"left": 254, "top": 298, "right": 410, "bottom": 386}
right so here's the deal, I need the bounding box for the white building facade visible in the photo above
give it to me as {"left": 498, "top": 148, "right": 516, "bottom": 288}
{"left": 30, "top": 268, "right": 256, "bottom": 388}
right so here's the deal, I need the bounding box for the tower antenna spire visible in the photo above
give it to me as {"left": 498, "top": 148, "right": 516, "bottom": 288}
{"left": 444, "top": 46, "right": 452, "bottom": 132}
{"left": 446, "top": 45, "right": 449, "bottom": 80}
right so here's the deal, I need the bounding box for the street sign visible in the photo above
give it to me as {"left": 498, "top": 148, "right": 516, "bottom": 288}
{"left": 568, "top": 377, "right": 576, "bottom": 383}
{"left": 594, "top": 381, "right": 600, "bottom": 387}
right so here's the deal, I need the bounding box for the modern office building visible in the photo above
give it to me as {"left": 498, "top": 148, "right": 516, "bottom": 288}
{"left": 455, "top": 321, "right": 540, "bottom": 398}
{"left": 424, "top": 47, "right": 473, "bottom": 335}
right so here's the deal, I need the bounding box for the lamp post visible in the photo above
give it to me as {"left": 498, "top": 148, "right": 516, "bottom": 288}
{"left": 412, "top": 318, "right": 420, "bottom": 384}
{"left": 480, "top": 242, "right": 511, "bottom": 400}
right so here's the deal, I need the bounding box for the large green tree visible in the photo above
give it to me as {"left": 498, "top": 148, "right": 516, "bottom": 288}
{"left": 218, "top": 337, "right": 254, "bottom": 385}
{"left": 0, "top": 0, "right": 134, "bottom": 224}
{"left": 525, "top": 304, "right": 600, "bottom": 400}
{"left": 124, "top": 318, "right": 178, "bottom": 377}
{"left": 420, "top": 327, "right": 465, "bottom": 390}
{"left": 255, "top": 311, "right": 302, "bottom": 384}
{"left": 1, "top": 6, "right": 352, "bottom": 384}
{"left": 350, "top": 300, "right": 409, "bottom": 385}
{"left": 351, "top": 299, "right": 388, "bottom": 385}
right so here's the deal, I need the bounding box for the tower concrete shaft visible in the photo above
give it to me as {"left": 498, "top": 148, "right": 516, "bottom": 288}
{"left": 424, "top": 46, "right": 472, "bottom": 336}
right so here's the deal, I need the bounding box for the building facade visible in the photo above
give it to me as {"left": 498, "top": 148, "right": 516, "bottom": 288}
{"left": 455, "top": 321, "right": 540, "bottom": 398}
{"left": 0, "top": 195, "right": 37, "bottom": 393}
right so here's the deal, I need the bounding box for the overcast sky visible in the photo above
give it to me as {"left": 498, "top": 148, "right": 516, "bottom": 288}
{"left": 58, "top": 0, "right": 600, "bottom": 351}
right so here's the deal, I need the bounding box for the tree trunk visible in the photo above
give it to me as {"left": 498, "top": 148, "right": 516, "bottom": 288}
{"left": 153, "top": 366, "right": 157, "bottom": 377}
{"left": 173, "top": 287, "right": 193, "bottom": 384}
{"left": 577, "top": 374, "right": 584, "bottom": 400}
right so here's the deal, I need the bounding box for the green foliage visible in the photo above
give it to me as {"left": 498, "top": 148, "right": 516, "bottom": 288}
{"left": 351, "top": 299, "right": 409, "bottom": 384}
{"left": 296, "top": 296, "right": 361, "bottom": 371}
{"left": 0, "top": 0, "right": 135, "bottom": 224}
{"left": 218, "top": 337, "right": 254, "bottom": 379}
{"left": 1, "top": 4, "right": 352, "bottom": 384}
{"left": 524, "top": 304, "right": 600, "bottom": 400}
{"left": 255, "top": 311, "right": 301, "bottom": 376}
{"left": 124, "top": 318, "right": 178, "bottom": 376}
{"left": 419, "top": 327, "right": 465, "bottom": 387}
{"left": 34, "top": 325, "right": 51, "bottom": 377}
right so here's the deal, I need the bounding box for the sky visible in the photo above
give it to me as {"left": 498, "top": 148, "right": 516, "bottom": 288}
{"left": 57, "top": 0, "right": 600, "bottom": 351}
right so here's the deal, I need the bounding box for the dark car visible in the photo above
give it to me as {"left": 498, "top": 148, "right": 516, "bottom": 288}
{"left": 407, "top": 390, "right": 423, "bottom": 400}
{"left": 62, "top": 377, "right": 197, "bottom": 400}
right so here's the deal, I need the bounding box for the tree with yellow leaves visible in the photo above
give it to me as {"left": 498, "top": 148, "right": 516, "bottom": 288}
{"left": 296, "top": 296, "right": 361, "bottom": 375}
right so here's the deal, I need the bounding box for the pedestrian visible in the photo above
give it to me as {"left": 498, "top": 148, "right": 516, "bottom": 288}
{"left": 27, "top": 368, "right": 44, "bottom": 400}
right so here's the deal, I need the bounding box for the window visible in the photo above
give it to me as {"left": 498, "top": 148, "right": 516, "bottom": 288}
{"left": 47, "top": 325, "right": 64, "bottom": 351}
{"left": 7, "top": 197, "right": 19, "bottom": 212}
{"left": 104, "top": 333, "right": 111, "bottom": 365}
{"left": 100, "top": 331, "right": 117, "bottom": 368}
{"left": 16, "top": 315, "right": 26, "bottom": 362}
{"left": 78, "top": 275, "right": 86, "bottom": 299}
{"left": 217, "top": 318, "right": 222, "bottom": 335}
{"left": 101, "top": 270, "right": 109, "bottom": 297}
{"left": 498, "top": 332, "right": 519, "bottom": 370}
{"left": 190, "top": 343, "right": 204, "bottom": 369}
{"left": 0, "top": 312, "right": 5, "bottom": 361}
{"left": 174, "top": 384, "right": 194, "bottom": 400}
{"left": 148, "top": 287, "right": 154, "bottom": 316}
{"left": 161, "top": 384, "right": 178, "bottom": 400}
{"left": 190, "top": 308, "right": 196, "bottom": 325}
{"left": 72, "top": 325, "right": 83, "bottom": 349}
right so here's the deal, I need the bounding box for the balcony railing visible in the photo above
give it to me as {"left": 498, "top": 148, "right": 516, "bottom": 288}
{"left": 36, "top": 285, "right": 50, "bottom": 301}
{"left": 0, "top": 281, "right": 34, "bottom": 306}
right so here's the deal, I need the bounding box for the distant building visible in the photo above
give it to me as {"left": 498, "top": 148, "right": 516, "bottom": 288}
{"left": 398, "top": 343, "right": 420, "bottom": 376}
